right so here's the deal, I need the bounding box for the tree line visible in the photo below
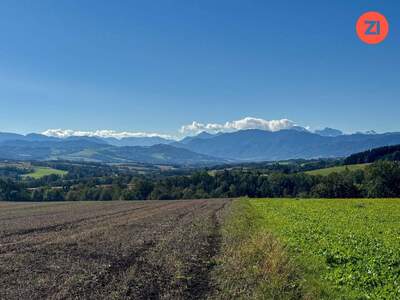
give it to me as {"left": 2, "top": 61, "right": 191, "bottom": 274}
{"left": 1, "top": 160, "right": 400, "bottom": 201}
{"left": 345, "top": 144, "right": 400, "bottom": 165}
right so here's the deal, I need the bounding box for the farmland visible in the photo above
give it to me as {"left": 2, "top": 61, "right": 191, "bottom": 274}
{"left": 219, "top": 198, "right": 400, "bottom": 299}
{"left": 0, "top": 199, "right": 230, "bottom": 299}
{"left": 305, "top": 163, "right": 369, "bottom": 176}
{"left": 1, "top": 198, "right": 400, "bottom": 299}
{"left": 22, "top": 166, "right": 67, "bottom": 179}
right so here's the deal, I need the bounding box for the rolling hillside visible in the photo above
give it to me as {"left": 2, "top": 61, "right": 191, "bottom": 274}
{"left": 305, "top": 163, "right": 370, "bottom": 176}
{"left": 0, "top": 138, "right": 223, "bottom": 165}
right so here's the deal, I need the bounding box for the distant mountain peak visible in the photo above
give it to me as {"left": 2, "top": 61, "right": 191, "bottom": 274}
{"left": 365, "top": 130, "right": 377, "bottom": 135}
{"left": 289, "top": 126, "right": 309, "bottom": 132}
{"left": 196, "top": 131, "right": 215, "bottom": 138}
{"left": 103, "top": 136, "right": 173, "bottom": 147}
{"left": 355, "top": 130, "right": 377, "bottom": 135}
{"left": 178, "top": 131, "right": 218, "bottom": 145}
{"left": 315, "top": 127, "right": 343, "bottom": 137}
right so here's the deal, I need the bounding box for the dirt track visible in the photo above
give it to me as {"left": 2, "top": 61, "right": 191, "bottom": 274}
{"left": 0, "top": 199, "right": 231, "bottom": 299}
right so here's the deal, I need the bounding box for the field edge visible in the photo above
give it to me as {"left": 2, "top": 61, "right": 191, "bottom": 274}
{"left": 210, "top": 198, "right": 335, "bottom": 299}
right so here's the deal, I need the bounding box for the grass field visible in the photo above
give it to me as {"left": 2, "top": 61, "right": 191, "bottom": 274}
{"left": 23, "top": 166, "right": 67, "bottom": 179}
{"left": 217, "top": 198, "right": 400, "bottom": 299}
{"left": 305, "top": 163, "right": 370, "bottom": 176}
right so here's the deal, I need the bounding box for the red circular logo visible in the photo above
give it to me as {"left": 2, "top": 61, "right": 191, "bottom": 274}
{"left": 356, "top": 11, "right": 389, "bottom": 44}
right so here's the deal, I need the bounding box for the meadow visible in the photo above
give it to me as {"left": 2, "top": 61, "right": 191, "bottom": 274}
{"left": 305, "top": 163, "right": 369, "bottom": 176}
{"left": 216, "top": 198, "right": 400, "bottom": 299}
{"left": 22, "top": 166, "right": 67, "bottom": 179}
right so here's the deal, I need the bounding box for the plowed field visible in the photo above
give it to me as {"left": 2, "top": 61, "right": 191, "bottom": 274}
{"left": 0, "top": 200, "right": 230, "bottom": 299}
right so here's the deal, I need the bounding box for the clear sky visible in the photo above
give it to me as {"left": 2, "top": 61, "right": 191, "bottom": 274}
{"left": 0, "top": 0, "right": 399, "bottom": 136}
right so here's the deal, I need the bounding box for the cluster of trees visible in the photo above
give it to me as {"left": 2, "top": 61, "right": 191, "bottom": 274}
{"left": 0, "top": 166, "right": 29, "bottom": 179}
{"left": 1, "top": 161, "right": 400, "bottom": 201}
{"left": 345, "top": 144, "right": 400, "bottom": 164}
{"left": 0, "top": 178, "right": 29, "bottom": 201}
{"left": 125, "top": 161, "right": 400, "bottom": 199}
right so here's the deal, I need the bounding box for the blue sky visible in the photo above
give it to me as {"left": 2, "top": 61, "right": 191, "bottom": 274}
{"left": 0, "top": 0, "right": 399, "bottom": 136}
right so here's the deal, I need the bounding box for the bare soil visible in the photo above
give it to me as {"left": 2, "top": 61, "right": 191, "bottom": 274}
{"left": 0, "top": 199, "right": 230, "bottom": 300}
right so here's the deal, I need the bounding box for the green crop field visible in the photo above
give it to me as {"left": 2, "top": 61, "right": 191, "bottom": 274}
{"left": 231, "top": 198, "right": 400, "bottom": 299}
{"left": 23, "top": 167, "right": 67, "bottom": 179}
{"left": 305, "top": 163, "right": 370, "bottom": 176}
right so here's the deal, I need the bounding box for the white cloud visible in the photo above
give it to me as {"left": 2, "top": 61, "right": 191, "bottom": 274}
{"left": 42, "top": 129, "right": 174, "bottom": 140}
{"left": 180, "top": 117, "right": 298, "bottom": 135}
{"left": 42, "top": 117, "right": 301, "bottom": 140}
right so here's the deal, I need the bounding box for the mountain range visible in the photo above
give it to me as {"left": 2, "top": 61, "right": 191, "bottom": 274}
{"left": 1, "top": 128, "right": 400, "bottom": 165}
{"left": 0, "top": 136, "right": 220, "bottom": 165}
{"left": 175, "top": 129, "right": 400, "bottom": 161}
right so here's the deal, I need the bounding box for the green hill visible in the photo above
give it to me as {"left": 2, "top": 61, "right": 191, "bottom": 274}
{"left": 305, "top": 163, "right": 370, "bottom": 176}
{"left": 23, "top": 167, "right": 67, "bottom": 179}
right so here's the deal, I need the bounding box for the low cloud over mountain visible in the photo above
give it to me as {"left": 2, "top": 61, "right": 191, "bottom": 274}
{"left": 42, "top": 129, "right": 173, "bottom": 140}
{"left": 42, "top": 117, "right": 304, "bottom": 140}
{"left": 180, "top": 117, "right": 299, "bottom": 135}
{"left": 39, "top": 117, "right": 375, "bottom": 143}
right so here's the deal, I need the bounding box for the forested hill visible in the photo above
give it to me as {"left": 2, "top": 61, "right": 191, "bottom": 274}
{"left": 345, "top": 144, "right": 400, "bottom": 165}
